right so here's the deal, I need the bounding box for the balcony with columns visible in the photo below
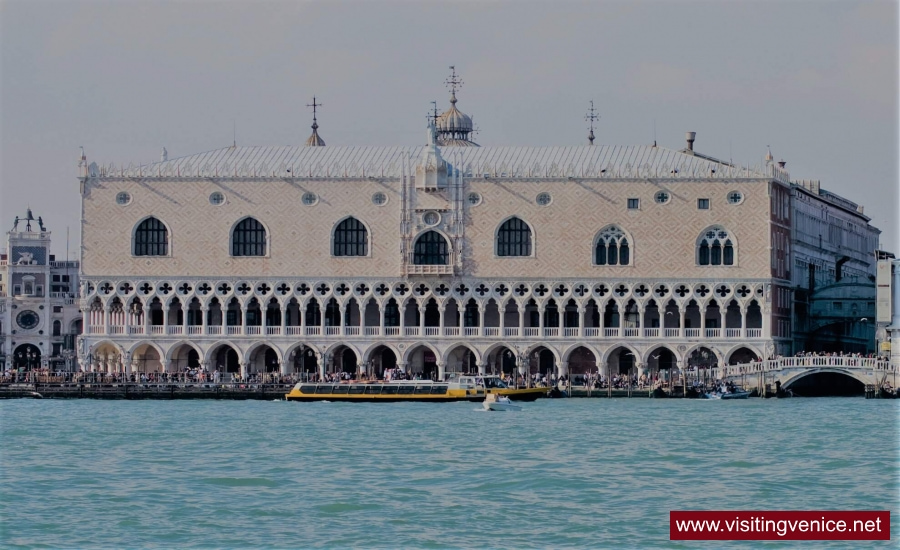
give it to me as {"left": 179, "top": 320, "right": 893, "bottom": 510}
{"left": 84, "top": 289, "right": 768, "bottom": 342}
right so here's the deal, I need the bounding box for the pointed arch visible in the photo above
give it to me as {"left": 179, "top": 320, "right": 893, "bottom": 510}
{"left": 332, "top": 216, "right": 370, "bottom": 257}
{"left": 413, "top": 230, "right": 450, "bottom": 265}
{"left": 132, "top": 216, "right": 170, "bottom": 256}
{"left": 696, "top": 226, "right": 736, "bottom": 266}
{"left": 231, "top": 216, "right": 268, "bottom": 257}
{"left": 593, "top": 225, "right": 632, "bottom": 266}
{"left": 495, "top": 216, "right": 533, "bottom": 257}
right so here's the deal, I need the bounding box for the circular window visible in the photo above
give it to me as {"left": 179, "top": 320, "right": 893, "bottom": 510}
{"left": 16, "top": 310, "right": 39, "bottom": 330}
{"left": 302, "top": 192, "right": 318, "bottom": 206}
{"left": 536, "top": 192, "right": 552, "bottom": 206}
{"left": 116, "top": 192, "right": 132, "bottom": 206}
{"left": 209, "top": 192, "right": 225, "bottom": 206}
{"left": 654, "top": 191, "right": 670, "bottom": 204}
{"left": 423, "top": 211, "right": 440, "bottom": 226}
{"left": 467, "top": 192, "right": 482, "bottom": 206}
{"left": 372, "top": 192, "right": 387, "bottom": 206}
{"left": 727, "top": 191, "right": 744, "bottom": 204}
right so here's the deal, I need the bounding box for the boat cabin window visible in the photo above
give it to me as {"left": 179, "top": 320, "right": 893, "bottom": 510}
{"left": 332, "top": 385, "right": 350, "bottom": 394}
{"left": 381, "top": 385, "right": 398, "bottom": 394}
{"left": 398, "top": 385, "right": 415, "bottom": 394}
{"left": 364, "top": 385, "right": 382, "bottom": 394}
{"left": 315, "top": 385, "right": 337, "bottom": 394}
{"left": 348, "top": 385, "right": 365, "bottom": 394}
{"left": 299, "top": 385, "right": 317, "bottom": 394}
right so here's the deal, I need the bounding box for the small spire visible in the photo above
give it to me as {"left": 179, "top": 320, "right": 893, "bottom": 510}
{"left": 161, "top": 147, "right": 168, "bottom": 162}
{"left": 79, "top": 146, "right": 86, "bottom": 161}
{"left": 765, "top": 145, "right": 773, "bottom": 162}
{"left": 585, "top": 100, "right": 600, "bottom": 145}
{"left": 305, "top": 96, "right": 325, "bottom": 147}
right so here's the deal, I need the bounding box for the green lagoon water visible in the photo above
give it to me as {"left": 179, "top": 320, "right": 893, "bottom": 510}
{"left": 1, "top": 398, "right": 897, "bottom": 548}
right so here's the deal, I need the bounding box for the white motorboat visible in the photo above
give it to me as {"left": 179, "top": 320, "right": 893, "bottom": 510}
{"left": 483, "top": 393, "right": 523, "bottom": 412}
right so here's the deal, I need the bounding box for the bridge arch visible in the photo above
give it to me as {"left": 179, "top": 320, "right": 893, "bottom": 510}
{"left": 780, "top": 368, "right": 867, "bottom": 396}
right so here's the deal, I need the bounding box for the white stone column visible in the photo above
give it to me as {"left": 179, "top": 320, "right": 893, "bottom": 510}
{"left": 397, "top": 360, "right": 408, "bottom": 374}
{"left": 201, "top": 306, "right": 209, "bottom": 335}
{"left": 478, "top": 304, "right": 485, "bottom": 337}
{"left": 538, "top": 302, "right": 545, "bottom": 332}
{"left": 317, "top": 353, "right": 326, "bottom": 380}
{"left": 438, "top": 305, "right": 446, "bottom": 334}
{"left": 558, "top": 360, "right": 569, "bottom": 378}
{"left": 280, "top": 305, "right": 287, "bottom": 335}
{"left": 379, "top": 303, "right": 385, "bottom": 334}
{"left": 340, "top": 302, "right": 347, "bottom": 334}
{"left": 182, "top": 302, "right": 189, "bottom": 334}
{"left": 280, "top": 360, "right": 289, "bottom": 376}
{"left": 499, "top": 306, "right": 506, "bottom": 334}
{"left": 103, "top": 304, "right": 110, "bottom": 335}
{"left": 679, "top": 308, "right": 686, "bottom": 337}
{"left": 419, "top": 303, "right": 425, "bottom": 335}
{"left": 740, "top": 306, "right": 747, "bottom": 338}
{"left": 477, "top": 361, "right": 487, "bottom": 375}
{"left": 437, "top": 361, "right": 446, "bottom": 381}
{"left": 239, "top": 361, "right": 248, "bottom": 380}
{"left": 518, "top": 303, "right": 525, "bottom": 334}
{"left": 241, "top": 303, "right": 248, "bottom": 336}
{"left": 577, "top": 306, "right": 585, "bottom": 337}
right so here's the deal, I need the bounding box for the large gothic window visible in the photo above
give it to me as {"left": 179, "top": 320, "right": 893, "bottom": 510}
{"left": 413, "top": 231, "right": 449, "bottom": 265}
{"left": 232, "top": 217, "right": 267, "bottom": 257}
{"left": 333, "top": 217, "right": 368, "bottom": 257}
{"left": 698, "top": 227, "right": 735, "bottom": 266}
{"left": 594, "top": 226, "right": 630, "bottom": 266}
{"left": 133, "top": 217, "right": 169, "bottom": 256}
{"left": 496, "top": 217, "right": 532, "bottom": 257}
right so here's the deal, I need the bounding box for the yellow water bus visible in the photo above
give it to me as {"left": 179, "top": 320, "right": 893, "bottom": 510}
{"left": 284, "top": 375, "right": 546, "bottom": 402}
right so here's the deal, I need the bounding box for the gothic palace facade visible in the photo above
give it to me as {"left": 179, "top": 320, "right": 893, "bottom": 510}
{"left": 76, "top": 84, "right": 880, "bottom": 379}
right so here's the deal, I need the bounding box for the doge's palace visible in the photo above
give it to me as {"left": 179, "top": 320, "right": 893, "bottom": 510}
{"left": 77, "top": 72, "right": 853, "bottom": 381}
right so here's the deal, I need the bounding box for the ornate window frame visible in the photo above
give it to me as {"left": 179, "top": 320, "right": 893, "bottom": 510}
{"left": 592, "top": 225, "right": 633, "bottom": 266}
{"left": 494, "top": 216, "right": 535, "bottom": 258}
{"left": 229, "top": 216, "right": 270, "bottom": 258}
{"left": 131, "top": 216, "right": 172, "bottom": 257}
{"left": 331, "top": 216, "right": 372, "bottom": 258}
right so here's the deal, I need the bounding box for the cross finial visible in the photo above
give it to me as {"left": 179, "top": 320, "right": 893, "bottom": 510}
{"left": 429, "top": 100, "right": 440, "bottom": 127}
{"left": 445, "top": 65, "right": 463, "bottom": 96}
{"left": 307, "top": 96, "right": 323, "bottom": 125}
{"left": 585, "top": 100, "right": 600, "bottom": 145}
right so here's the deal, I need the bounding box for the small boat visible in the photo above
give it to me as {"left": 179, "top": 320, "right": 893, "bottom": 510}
{"left": 703, "top": 389, "right": 751, "bottom": 400}
{"left": 483, "top": 393, "right": 522, "bottom": 412}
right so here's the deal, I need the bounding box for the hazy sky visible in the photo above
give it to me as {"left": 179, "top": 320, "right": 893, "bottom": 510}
{"left": 1, "top": 0, "right": 897, "bottom": 256}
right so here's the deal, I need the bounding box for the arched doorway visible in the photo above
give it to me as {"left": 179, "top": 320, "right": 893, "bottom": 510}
{"left": 367, "top": 345, "right": 397, "bottom": 379}
{"left": 290, "top": 345, "right": 318, "bottom": 378}
{"left": 212, "top": 344, "right": 240, "bottom": 374}
{"left": 567, "top": 346, "right": 598, "bottom": 382}
{"left": 330, "top": 345, "right": 358, "bottom": 377}
{"left": 13, "top": 344, "right": 41, "bottom": 371}
{"left": 405, "top": 344, "right": 438, "bottom": 380}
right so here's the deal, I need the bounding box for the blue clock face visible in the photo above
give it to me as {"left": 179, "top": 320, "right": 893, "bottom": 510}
{"left": 16, "top": 310, "right": 39, "bottom": 330}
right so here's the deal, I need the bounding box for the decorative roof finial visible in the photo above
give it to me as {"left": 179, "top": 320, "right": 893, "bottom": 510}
{"left": 305, "top": 96, "right": 325, "bottom": 147}
{"left": 445, "top": 65, "right": 463, "bottom": 104}
{"left": 765, "top": 145, "right": 773, "bottom": 162}
{"left": 435, "top": 66, "right": 478, "bottom": 147}
{"left": 585, "top": 100, "right": 600, "bottom": 145}
{"left": 161, "top": 147, "right": 168, "bottom": 162}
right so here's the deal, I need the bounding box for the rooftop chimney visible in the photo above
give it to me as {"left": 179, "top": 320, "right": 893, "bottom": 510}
{"left": 685, "top": 131, "right": 696, "bottom": 152}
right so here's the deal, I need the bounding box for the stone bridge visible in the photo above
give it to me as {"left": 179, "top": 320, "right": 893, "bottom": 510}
{"left": 720, "top": 356, "right": 896, "bottom": 392}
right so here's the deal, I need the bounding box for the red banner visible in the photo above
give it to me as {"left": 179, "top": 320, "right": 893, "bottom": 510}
{"left": 670, "top": 511, "right": 890, "bottom": 540}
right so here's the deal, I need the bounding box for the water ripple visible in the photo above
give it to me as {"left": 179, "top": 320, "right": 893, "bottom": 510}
{"left": 0, "top": 398, "right": 897, "bottom": 548}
